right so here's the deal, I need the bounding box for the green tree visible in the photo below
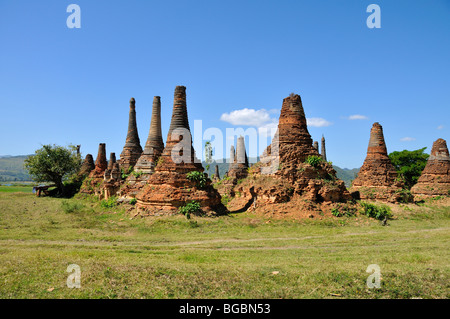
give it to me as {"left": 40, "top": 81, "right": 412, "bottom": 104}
{"left": 388, "top": 147, "right": 429, "bottom": 189}
{"left": 24, "top": 144, "right": 82, "bottom": 195}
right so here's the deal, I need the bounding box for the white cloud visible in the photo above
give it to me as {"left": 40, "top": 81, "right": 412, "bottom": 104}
{"left": 221, "top": 108, "right": 332, "bottom": 131}
{"left": 437, "top": 125, "right": 444, "bottom": 130}
{"left": 220, "top": 108, "right": 272, "bottom": 127}
{"left": 400, "top": 137, "right": 416, "bottom": 142}
{"left": 348, "top": 114, "right": 369, "bottom": 120}
{"left": 306, "top": 117, "right": 332, "bottom": 127}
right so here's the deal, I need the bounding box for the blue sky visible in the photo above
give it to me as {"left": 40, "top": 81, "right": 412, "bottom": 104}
{"left": 0, "top": 0, "right": 449, "bottom": 168}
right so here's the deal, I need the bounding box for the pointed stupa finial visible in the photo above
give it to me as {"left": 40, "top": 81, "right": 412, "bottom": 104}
{"left": 321, "top": 135, "right": 327, "bottom": 162}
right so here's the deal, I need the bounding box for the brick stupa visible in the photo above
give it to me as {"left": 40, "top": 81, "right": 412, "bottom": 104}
{"left": 411, "top": 138, "right": 450, "bottom": 198}
{"left": 135, "top": 86, "right": 223, "bottom": 215}
{"left": 350, "top": 122, "right": 403, "bottom": 202}
{"left": 214, "top": 165, "right": 220, "bottom": 180}
{"left": 227, "top": 145, "right": 236, "bottom": 174}
{"left": 226, "top": 93, "right": 350, "bottom": 213}
{"left": 78, "top": 154, "right": 95, "bottom": 177}
{"left": 119, "top": 98, "right": 143, "bottom": 172}
{"left": 119, "top": 96, "right": 165, "bottom": 198}
{"left": 93, "top": 143, "right": 108, "bottom": 176}
{"left": 134, "top": 96, "right": 164, "bottom": 173}
{"left": 107, "top": 152, "right": 116, "bottom": 170}
{"left": 274, "top": 93, "right": 318, "bottom": 163}
{"left": 227, "top": 136, "right": 249, "bottom": 180}
{"left": 80, "top": 143, "right": 108, "bottom": 197}
{"left": 321, "top": 135, "right": 327, "bottom": 162}
{"left": 104, "top": 162, "right": 121, "bottom": 200}
{"left": 313, "top": 141, "right": 319, "bottom": 151}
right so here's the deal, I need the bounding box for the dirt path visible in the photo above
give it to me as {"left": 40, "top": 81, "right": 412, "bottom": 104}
{"left": 1, "top": 227, "right": 448, "bottom": 250}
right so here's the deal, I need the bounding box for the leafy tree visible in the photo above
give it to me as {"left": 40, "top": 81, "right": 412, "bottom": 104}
{"left": 388, "top": 147, "right": 429, "bottom": 189}
{"left": 24, "top": 144, "right": 82, "bottom": 195}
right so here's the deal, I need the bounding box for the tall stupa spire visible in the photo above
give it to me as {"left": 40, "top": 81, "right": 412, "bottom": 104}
{"left": 134, "top": 96, "right": 165, "bottom": 173}
{"left": 119, "top": 97, "right": 143, "bottom": 172}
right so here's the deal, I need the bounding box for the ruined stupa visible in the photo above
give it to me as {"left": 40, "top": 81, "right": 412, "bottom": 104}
{"left": 321, "top": 135, "right": 327, "bottom": 162}
{"left": 108, "top": 153, "right": 117, "bottom": 170}
{"left": 135, "top": 86, "right": 223, "bottom": 215}
{"left": 214, "top": 165, "right": 220, "bottom": 181}
{"left": 227, "top": 145, "right": 236, "bottom": 174}
{"left": 350, "top": 122, "right": 403, "bottom": 202}
{"left": 411, "top": 138, "right": 450, "bottom": 198}
{"left": 273, "top": 93, "right": 318, "bottom": 163}
{"left": 78, "top": 154, "right": 95, "bottom": 177}
{"left": 92, "top": 143, "right": 108, "bottom": 176}
{"left": 104, "top": 152, "right": 117, "bottom": 182}
{"left": 226, "top": 93, "right": 350, "bottom": 214}
{"left": 118, "top": 96, "right": 165, "bottom": 198}
{"left": 104, "top": 162, "right": 121, "bottom": 200}
{"left": 313, "top": 141, "right": 319, "bottom": 151}
{"left": 119, "top": 98, "right": 143, "bottom": 172}
{"left": 79, "top": 143, "right": 108, "bottom": 197}
{"left": 227, "top": 136, "right": 249, "bottom": 180}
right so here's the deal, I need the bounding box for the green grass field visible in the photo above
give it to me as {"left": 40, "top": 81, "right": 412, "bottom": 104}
{"left": 0, "top": 192, "right": 448, "bottom": 299}
{"left": 0, "top": 185, "right": 33, "bottom": 193}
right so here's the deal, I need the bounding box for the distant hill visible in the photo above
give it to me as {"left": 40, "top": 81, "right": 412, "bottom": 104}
{"left": 332, "top": 166, "right": 360, "bottom": 187}
{"left": 0, "top": 155, "right": 32, "bottom": 182}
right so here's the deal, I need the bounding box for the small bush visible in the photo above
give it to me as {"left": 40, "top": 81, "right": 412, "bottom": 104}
{"left": 186, "top": 171, "right": 208, "bottom": 189}
{"left": 61, "top": 200, "right": 84, "bottom": 213}
{"left": 121, "top": 167, "right": 133, "bottom": 179}
{"left": 221, "top": 194, "right": 230, "bottom": 206}
{"left": 331, "top": 208, "right": 341, "bottom": 217}
{"left": 360, "top": 202, "right": 392, "bottom": 220}
{"left": 188, "top": 220, "right": 200, "bottom": 228}
{"left": 396, "top": 188, "right": 413, "bottom": 203}
{"left": 156, "top": 157, "right": 164, "bottom": 167}
{"left": 178, "top": 201, "right": 203, "bottom": 219}
{"left": 131, "top": 170, "right": 144, "bottom": 178}
{"left": 331, "top": 205, "right": 356, "bottom": 218}
{"left": 305, "top": 155, "right": 323, "bottom": 168}
{"left": 129, "top": 198, "right": 137, "bottom": 205}
{"left": 101, "top": 196, "right": 117, "bottom": 208}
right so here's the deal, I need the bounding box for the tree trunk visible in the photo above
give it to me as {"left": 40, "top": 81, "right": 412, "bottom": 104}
{"left": 55, "top": 179, "right": 64, "bottom": 196}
